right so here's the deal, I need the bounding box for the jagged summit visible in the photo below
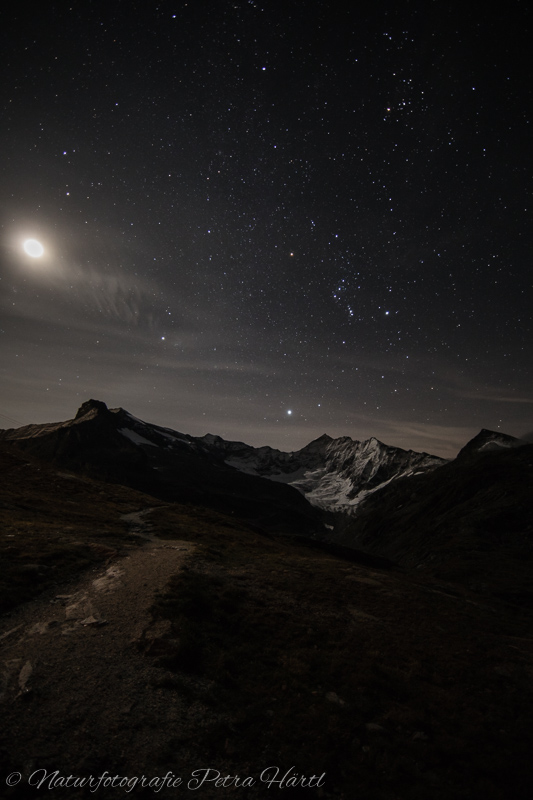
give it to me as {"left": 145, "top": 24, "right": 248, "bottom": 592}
{"left": 197, "top": 426, "right": 447, "bottom": 513}
{"left": 75, "top": 398, "right": 109, "bottom": 419}
{"left": 305, "top": 433, "right": 334, "bottom": 447}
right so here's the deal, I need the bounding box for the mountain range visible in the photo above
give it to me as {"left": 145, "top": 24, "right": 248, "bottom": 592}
{"left": 1, "top": 398, "right": 531, "bottom": 595}
{"left": 0, "top": 398, "right": 446, "bottom": 514}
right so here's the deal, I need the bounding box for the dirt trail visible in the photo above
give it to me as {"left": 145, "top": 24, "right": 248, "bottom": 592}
{"left": 0, "top": 512, "right": 204, "bottom": 791}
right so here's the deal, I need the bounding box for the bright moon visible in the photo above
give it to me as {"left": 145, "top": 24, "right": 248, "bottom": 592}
{"left": 23, "top": 239, "right": 44, "bottom": 258}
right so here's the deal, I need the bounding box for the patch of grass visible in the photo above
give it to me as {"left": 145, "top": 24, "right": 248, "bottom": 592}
{"left": 0, "top": 446, "right": 156, "bottom": 614}
{"left": 145, "top": 533, "right": 533, "bottom": 797}
{"left": 144, "top": 508, "right": 533, "bottom": 800}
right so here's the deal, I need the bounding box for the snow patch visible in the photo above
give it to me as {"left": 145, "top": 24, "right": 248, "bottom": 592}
{"left": 479, "top": 440, "right": 516, "bottom": 452}
{"left": 118, "top": 428, "right": 157, "bottom": 447}
{"left": 156, "top": 427, "right": 192, "bottom": 446}
{"left": 213, "top": 433, "right": 446, "bottom": 515}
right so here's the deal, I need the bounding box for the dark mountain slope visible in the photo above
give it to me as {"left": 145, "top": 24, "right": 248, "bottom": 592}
{"left": 0, "top": 400, "right": 324, "bottom": 537}
{"left": 335, "top": 439, "right": 533, "bottom": 598}
{"left": 456, "top": 428, "right": 526, "bottom": 460}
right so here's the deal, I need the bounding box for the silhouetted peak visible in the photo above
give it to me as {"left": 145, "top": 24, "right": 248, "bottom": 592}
{"left": 457, "top": 428, "right": 524, "bottom": 459}
{"left": 75, "top": 399, "right": 109, "bottom": 420}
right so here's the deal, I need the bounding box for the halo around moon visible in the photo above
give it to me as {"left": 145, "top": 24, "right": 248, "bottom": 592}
{"left": 23, "top": 239, "right": 44, "bottom": 258}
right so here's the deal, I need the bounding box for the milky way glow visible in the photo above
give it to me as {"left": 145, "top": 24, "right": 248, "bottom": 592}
{"left": 23, "top": 239, "right": 44, "bottom": 258}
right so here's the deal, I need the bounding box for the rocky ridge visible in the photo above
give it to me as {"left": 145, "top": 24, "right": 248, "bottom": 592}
{"left": 200, "top": 430, "right": 447, "bottom": 512}
{"left": 1, "top": 399, "right": 447, "bottom": 518}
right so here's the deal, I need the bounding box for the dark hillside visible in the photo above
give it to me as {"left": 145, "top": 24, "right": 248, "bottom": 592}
{"left": 336, "top": 442, "right": 533, "bottom": 599}
{"left": 0, "top": 401, "right": 325, "bottom": 538}
{"left": 0, "top": 439, "right": 532, "bottom": 798}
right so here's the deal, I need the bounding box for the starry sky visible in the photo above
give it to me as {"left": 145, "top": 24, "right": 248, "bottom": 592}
{"left": 1, "top": 1, "right": 531, "bottom": 458}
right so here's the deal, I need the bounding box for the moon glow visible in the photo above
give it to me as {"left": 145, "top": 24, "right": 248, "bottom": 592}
{"left": 23, "top": 239, "right": 44, "bottom": 258}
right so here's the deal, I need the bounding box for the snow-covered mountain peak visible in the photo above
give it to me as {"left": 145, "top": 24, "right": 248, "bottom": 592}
{"left": 298, "top": 433, "right": 334, "bottom": 454}
{"left": 194, "top": 429, "right": 448, "bottom": 514}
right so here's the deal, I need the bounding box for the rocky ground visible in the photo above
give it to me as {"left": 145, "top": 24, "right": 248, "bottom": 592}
{"left": 1, "top": 445, "right": 533, "bottom": 799}
{"left": 1, "top": 532, "right": 196, "bottom": 773}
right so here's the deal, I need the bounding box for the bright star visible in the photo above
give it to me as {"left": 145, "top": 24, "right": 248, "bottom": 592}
{"left": 23, "top": 239, "right": 44, "bottom": 258}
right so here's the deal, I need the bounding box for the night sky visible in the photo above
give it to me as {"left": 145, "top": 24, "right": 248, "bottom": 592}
{"left": 1, "top": 1, "right": 531, "bottom": 458}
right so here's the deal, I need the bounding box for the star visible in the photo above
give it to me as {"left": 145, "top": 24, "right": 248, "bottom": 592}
{"left": 23, "top": 239, "right": 44, "bottom": 258}
{"left": 0, "top": 3, "right": 529, "bottom": 459}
